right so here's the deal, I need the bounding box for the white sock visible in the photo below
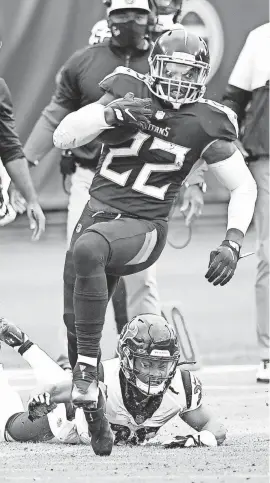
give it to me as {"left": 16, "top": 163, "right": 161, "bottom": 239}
{"left": 77, "top": 355, "right": 97, "bottom": 367}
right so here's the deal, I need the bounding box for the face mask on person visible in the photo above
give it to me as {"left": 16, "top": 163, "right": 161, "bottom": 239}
{"left": 110, "top": 20, "right": 148, "bottom": 48}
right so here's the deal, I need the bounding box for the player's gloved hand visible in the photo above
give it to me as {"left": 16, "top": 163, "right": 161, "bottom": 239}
{"left": 106, "top": 92, "right": 153, "bottom": 130}
{"left": 205, "top": 240, "right": 240, "bottom": 286}
{"left": 28, "top": 392, "right": 57, "bottom": 421}
{"left": 60, "top": 150, "right": 77, "bottom": 176}
{"left": 162, "top": 430, "right": 217, "bottom": 448}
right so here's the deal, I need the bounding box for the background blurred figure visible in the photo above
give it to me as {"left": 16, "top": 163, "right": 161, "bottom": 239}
{"left": 89, "top": 0, "right": 184, "bottom": 45}
{"left": 222, "top": 22, "right": 270, "bottom": 383}
{"left": 0, "top": 76, "right": 45, "bottom": 240}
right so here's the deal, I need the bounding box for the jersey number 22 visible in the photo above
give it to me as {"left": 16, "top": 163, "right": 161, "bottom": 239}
{"left": 100, "top": 132, "right": 190, "bottom": 200}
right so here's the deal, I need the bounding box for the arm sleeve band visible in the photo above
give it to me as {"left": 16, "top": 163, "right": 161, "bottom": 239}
{"left": 53, "top": 103, "right": 113, "bottom": 149}
{"left": 209, "top": 149, "right": 257, "bottom": 234}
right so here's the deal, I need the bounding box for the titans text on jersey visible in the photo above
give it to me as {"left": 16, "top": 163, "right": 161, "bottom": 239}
{"left": 89, "top": 67, "right": 238, "bottom": 220}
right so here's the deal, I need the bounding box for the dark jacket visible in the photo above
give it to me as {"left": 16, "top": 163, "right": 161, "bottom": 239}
{"left": 222, "top": 82, "right": 269, "bottom": 161}
{"left": 24, "top": 41, "right": 151, "bottom": 171}
{"left": 0, "top": 78, "right": 25, "bottom": 166}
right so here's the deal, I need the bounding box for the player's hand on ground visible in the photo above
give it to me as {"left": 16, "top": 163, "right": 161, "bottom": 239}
{"left": 162, "top": 431, "right": 217, "bottom": 448}
{"left": 106, "top": 92, "right": 153, "bottom": 129}
{"left": 28, "top": 392, "right": 57, "bottom": 421}
{"left": 26, "top": 201, "right": 46, "bottom": 241}
{"left": 180, "top": 185, "right": 204, "bottom": 226}
{"left": 205, "top": 240, "right": 240, "bottom": 286}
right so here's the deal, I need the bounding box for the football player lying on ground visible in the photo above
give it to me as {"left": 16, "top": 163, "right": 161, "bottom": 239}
{"left": 0, "top": 315, "right": 226, "bottom": 448}
{"left": 52, "top": 27, "right": 257, "bottom": 456}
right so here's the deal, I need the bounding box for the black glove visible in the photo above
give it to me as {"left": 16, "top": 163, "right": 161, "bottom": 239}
{"left": 60, "top": 149, "right": 76, "bottom": 176}
{"left": 28, "top": 392, "right": 57, "bottom": 421}
{"left": 108, "top": 92, "right": 153, "bottom": 130}
{"left": 205, "top": 240, "right": 240, "bottom": 286}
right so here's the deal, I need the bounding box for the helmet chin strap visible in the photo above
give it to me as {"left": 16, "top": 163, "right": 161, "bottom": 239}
{"left": 135, "top": 376, "right": 166, "bottom": 396}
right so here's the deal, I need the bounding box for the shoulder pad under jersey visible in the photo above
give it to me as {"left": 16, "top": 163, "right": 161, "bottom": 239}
{"left": 180, "top": 370, "right": 203, "bottom": 412}
{"left": 198, "top": 98, "right": 239, "bottom": 143}
{"left": 99, "top": 67, "right": 148, "bottom": 99}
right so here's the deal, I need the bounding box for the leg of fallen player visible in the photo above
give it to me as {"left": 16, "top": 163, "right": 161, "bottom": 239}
{"left": 0, "top": 317, "right": 80, "bottom": 444}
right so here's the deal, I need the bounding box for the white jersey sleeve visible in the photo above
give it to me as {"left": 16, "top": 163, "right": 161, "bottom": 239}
{"left": 228, "top": 23, "right": 270, "bottom": 91}
{"left": 179, "top": 370, "right": 203, "bottom": 414}
{"left": 47, "top": 403, "right": 81, "bottom": 444}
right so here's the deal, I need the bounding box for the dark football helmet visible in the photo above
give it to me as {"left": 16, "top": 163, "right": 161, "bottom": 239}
{"left": 148, "top": 27, "right": 210, "bottom": 107}
{"left": 117, "top": 314, "right": 180, "bottom": 396}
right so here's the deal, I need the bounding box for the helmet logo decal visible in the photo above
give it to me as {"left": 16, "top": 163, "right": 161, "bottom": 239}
{"left": 150, "top": 349, "right": 171, "bottom": 356}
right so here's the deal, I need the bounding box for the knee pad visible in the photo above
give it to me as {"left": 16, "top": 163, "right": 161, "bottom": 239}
{"left": 73, "top": 232, "right": 109, "bottom": 275}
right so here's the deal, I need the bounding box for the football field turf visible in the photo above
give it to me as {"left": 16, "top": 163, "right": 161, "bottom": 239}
{"left": 0, "top": 210, "right": 269, "bottom": 481}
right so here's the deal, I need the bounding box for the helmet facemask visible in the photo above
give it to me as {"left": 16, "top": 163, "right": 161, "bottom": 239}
{"left": 148, "top": 51, "right": 210, "bottom": 107}
{"left": 120, "top": 347, "right": 179, "bottom": 396}
{"left": 118, "top": 314, "right": 180, "bottom": 396}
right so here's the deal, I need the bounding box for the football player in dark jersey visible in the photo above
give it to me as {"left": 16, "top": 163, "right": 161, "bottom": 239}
{"left": 53, "top": 28, "right": 257, "bottom": 455}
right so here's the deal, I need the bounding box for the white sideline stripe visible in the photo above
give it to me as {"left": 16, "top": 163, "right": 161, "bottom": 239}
{"left": 4, "top": 364, "right": 258, "bottom": 380}
{"left": 0, "top": 476, "right": 268, "bottom": 481}
{"left": 199, "top": 364, "right": 257, "bottom": 374}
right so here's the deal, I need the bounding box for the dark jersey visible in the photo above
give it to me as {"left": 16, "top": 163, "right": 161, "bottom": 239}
{"left": 53, "top": 43, "right": 150, "bottom": 168}
{"left": 90, "top": 67, "right": 238, "bottom": 219}
{"left": 0, "top": 78, "right": 25, "bottom": 166}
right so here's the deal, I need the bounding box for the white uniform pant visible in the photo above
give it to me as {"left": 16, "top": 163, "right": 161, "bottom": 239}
{"left": 249, "top": 158, "right": 269, "bottom": 360}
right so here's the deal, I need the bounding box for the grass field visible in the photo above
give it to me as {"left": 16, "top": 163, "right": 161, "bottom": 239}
{"left": 0, "top": 209, "right": 269, "bottom": 482}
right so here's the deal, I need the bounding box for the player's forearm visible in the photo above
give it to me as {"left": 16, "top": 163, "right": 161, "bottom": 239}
{"left": 208, "top": 150, "right": 257, "bottom": 245}
{"left": 53, "top": 103, "right": 113, "bottom": 149}
{"left": 222, "top": 84, "right": 252, "bottom": 123}
{"left": 24, "top": 102, "right": 70, "bottom": 162}
{"left": 5, "top": 157, "right": 38, "bottom": 203}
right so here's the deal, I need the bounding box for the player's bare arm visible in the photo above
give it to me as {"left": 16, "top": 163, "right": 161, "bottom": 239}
{"left": 181, "top": 404, "right": 227, "bottom": 446}
{"left": 202, "top": 139, "right": 257, "bottom": 286}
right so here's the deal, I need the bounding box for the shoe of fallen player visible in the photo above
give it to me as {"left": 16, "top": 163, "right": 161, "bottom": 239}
{"left": 0, "top": 317, "right": 27, "bottom": 347}
{"left": 256, "top": 360, "right": 270, "bottom": 383}
{"left": 72, "top": 363, "right": 114, "bottom": 455}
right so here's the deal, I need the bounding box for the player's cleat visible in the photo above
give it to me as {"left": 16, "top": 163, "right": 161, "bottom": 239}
{"left": 0, "top": 317, "right": 28, "bottom": 348}
{"left": 256, "top": 360, "right": 270, "bottom": 383}
{"left": 72, "top": 362, "right": 99, "bottom": 408}
{"left": 83, "top": 384, "right": 114, "bottom": 456}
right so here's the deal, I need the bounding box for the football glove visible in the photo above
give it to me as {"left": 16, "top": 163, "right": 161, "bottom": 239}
{"left": 60, "top": 150, "right": 76, "bottom": 176}
{"left": 205, "top": 240, "right": 240, "bottom": 286}
{"left": 162, "top": 431, "right": 217, "bottom": 448}
{"left": 108, "top": 92, "right": 153, "bottom": 130}
{"left": 28, "top": 392, "right": 57, "bottom": 421}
